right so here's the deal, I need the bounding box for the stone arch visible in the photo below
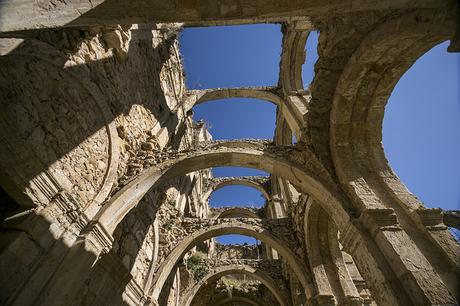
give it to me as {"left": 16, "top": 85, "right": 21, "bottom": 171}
{"left": 215, "top": 207, "right": 260, "bottom": 219}
{"left": 0, "top": 38, "right": 120, "bottom": 215}
{"left": 191, "top": 87, "right": 282, "bottom": 107}
{"left": 330, "top": 11, "right": 459, "bottom": 304}
{"left": 183, "top": 264, "right": 288, "bottom": 306}
{"left": 203, "top": 176, "right": 271, "bottom": 204}
{"left": 215, "top": 296, "right": 261, "bottom": 306}
{"left": 185, "top": 87, "right": 303, "bottom": 139}
{"left": 92, "top": 140, "right": 412, "bottom": 304}
{"left": 304, "top": 198, "right": 361, "bottom": 305}
{"left": 141, "top": 218, "right": 160, "bottom": 291}
{"left": 280, "top": 22, "right": 310, "bottom": 93}
{"left": 150, "top": 219, "right": 313, "bottom": 302}
{"left": 95, "top": 140, "right": 349, "bottom": 235}
{"left": 278, "top": 21, "right": 312, "bottom": 140}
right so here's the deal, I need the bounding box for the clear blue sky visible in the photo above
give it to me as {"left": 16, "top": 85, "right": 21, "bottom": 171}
{"left": 179, "top": 24, "right": 460, "bottom": 244}
{"left": 383, "top": 41, "right": 460, "bottom": 212}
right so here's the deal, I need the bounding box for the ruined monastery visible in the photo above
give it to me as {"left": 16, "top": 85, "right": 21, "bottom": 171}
{"left": 0, "top": 1, "right": 459, "bottom": 305}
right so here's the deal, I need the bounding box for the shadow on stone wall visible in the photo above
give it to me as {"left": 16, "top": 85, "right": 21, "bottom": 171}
{"left": 0, "top": 210, "right": 128, "bottom": 304}
{"left": 0, "top": 174, "right": 197, "bottom": 304}
{"left": 190, "top": 276, "right": 280, "bottom": 306}
{"left": 0, "top": 25, "right": 182, "bottom": 211}
{"left": 0, "top": 24, "right": 194, "bottom": 304}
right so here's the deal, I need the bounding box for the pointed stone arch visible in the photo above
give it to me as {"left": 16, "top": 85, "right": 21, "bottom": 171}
{"left": 213, "top": 207, "right": 261, "bottom": 219}
{"left": 203, "top": 176, "right": 271, "bottom": 204}
{"left": 215, "top": 296, "right": 262, "bottom": 306}
{"left": 149, "top": 219, "right": 309, "bottom": 302}
{"left": 185, "top": 87, "right": 303, "bottom": 139}
{"left": 182, "top": 264, "right": 289, "bottom": 306}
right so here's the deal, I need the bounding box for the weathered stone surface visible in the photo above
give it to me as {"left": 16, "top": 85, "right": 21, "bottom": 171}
{"left": 190, "top": 277, "right": 281, "bottom": 306}
{"left": 212, "top": 243, "right": 262, "bottom": 260}
{"left": 443, "top": 210, "right": 460, "bottom": 230}
{"left": 204, "top": 175, "right": 271, "bottom": 202}
{"left": 209, "top": 207, "right": 263, "bottom": 219}
{"left": 1, "top": 2, "right": 459, "bottom": 306}
{"left": 182, "top": 260, "right": 289, "bottom": 306}
{"left": 1, "top": 0, "right": 451, "bottom": 33}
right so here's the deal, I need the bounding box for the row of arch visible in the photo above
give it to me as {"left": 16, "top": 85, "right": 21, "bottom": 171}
{"left": 4, "top": 11, "right": 455, "bottom": 306}
{"left": 89, "top": 12, "right": 459, "bottom": 305}
{"left": 175, "top": 172, "right": 283, "bottom": 304}
{"left": 170, "top": 27, "right": 315, "bottom": 304}
{"left": 202, "top": 176, "right": 271, "bottom": 204}
{"left": 84, "top": 139, "right": 369, "bottom": 304}
{"left": 182, "top": 264, "right": 289, "bottom": 306}
{"left": 0, "top": 6, "right": 457, "bottom": 306}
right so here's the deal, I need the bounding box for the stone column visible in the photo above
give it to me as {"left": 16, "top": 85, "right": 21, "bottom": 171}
{"left": 1, "top": 189, "right": 87, "bottom": 305}
{"left": 340, "top": 208, "right": 456, "bottom": 306}
{"left": 35, "top": 222, "right": 113, "bottom": 305}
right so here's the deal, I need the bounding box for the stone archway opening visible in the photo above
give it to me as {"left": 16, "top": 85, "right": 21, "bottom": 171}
{"left": 382, "top": 40, "right": 460, "bottom": 231}
{"left": 329, "top": 12, "right": 459, "bottom": 304}
{"left": 207, "top": 234, "right": 262, "bottom": 258}
{"left": 214, "top": 234, "right": 258, "bottom": 247}
{"left": 151, "top": 218, "right": 315, "bottom": 302}
{"left": 184, "top": 264, "right": 287, "bottom": 306}
{"left": 203, "top": 172, "right": 270, "bottom": 206}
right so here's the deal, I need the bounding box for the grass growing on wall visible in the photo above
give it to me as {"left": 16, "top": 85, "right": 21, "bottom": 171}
{"left": 186, "top": 252, "right": 208, "bottom": 281}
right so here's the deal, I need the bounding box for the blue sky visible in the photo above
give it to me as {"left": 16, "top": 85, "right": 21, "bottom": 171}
{"left": 383, "top": 41, "right": 460, "bottom": 211}
{"left": 179, "top": 24, "right": 459, "bottom": 244}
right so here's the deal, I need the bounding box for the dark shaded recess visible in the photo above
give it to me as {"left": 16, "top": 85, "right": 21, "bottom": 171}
{"left": 0, "top": 185, "right": 20, "bottom": 222}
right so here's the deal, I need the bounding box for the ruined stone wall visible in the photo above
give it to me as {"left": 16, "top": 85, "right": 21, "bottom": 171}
{"left": 181, "top": 259, "right": 285, "bottom": 306}
{"left": 212, "top": 243, "right": 261, "bottom": 260}
{"left": 288, "top": 266, "right": 307, "bottom": 306}
{"left": 190, "top": 278, "right": 280, "bottom": 306}
{"left": 75, "top": 117, "right": 209, "bottom": 305}
{"left": 71, "top": 251, "right": 138, "bottom": 306}
{"left": 178, "top": 217, "right": 301, "bottom": 256}
{"left": 271, "top": 179, "right": 311, "bottom": 305}
{"left": 208, "top": 207, "right": 263, "bottom": 219}
{"left": 112, "top": 189, "right": 165, "bottom": 286}
{"left": 0, "top": 23, "right": 193, "bottom": 304}
{"left": 0, "top": 23, "right": 185, "bottom": 211}
{"left": 1, "top": 3, "right": 458, "bottom": 305}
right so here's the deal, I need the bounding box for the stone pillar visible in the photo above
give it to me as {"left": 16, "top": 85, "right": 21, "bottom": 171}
{"left": 35, "top": 222, "right": 113, "bottom": 305}
{"left": 341, "top": 208, "right": 456, "bottom": 306}
{"left": 1, "top": 190, "right": 86, "bottom": 305}
{"left": 1, "top": 211, "right": 76, "bottom": 305}
{"left": 367, "top": 209, "right": 454, "bottom": 304}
